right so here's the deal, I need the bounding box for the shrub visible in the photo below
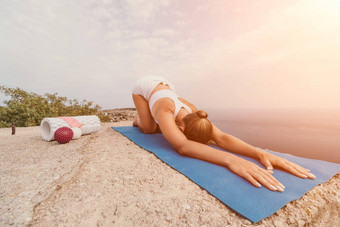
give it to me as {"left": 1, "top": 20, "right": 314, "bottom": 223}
{"left": 0, "top": 86, "right": 110, "bottom": 127}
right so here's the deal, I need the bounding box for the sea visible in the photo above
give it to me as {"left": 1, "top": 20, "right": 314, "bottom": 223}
{"left": 205, "top": 108, "right": 340, "bottom": 164}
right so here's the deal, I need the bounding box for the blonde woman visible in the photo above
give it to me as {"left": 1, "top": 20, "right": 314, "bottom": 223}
{"left": 132, "top": 76, "right": 315, "bottom": 192}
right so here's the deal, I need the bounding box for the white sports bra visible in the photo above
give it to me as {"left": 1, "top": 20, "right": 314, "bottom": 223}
{"left": 149, "top": 90, "right": 192, "bottom": 123}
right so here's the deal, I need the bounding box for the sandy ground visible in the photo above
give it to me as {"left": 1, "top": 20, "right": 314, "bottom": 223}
{"left": 0, "top": 121, "right": 339, "bottom": 226}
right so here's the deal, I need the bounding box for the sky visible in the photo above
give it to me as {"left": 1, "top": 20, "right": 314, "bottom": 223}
{"left": 1, "top": 0, "right": 339, "bottom": 109}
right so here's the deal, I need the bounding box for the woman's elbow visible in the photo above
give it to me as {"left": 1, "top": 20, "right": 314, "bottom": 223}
{"left": 177, "top": 147, "right": 186, "bottom": 156}
{"left": 176, "top": 142, "right": 190, "bottom": 156}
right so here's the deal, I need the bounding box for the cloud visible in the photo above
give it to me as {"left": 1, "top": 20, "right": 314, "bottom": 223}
{"left": 1, "top": 0, "right": 339, "bottom": 109}
{"left": 0, "top": 0, "right": 200, "bottom": 108}
{"left": 185, "top": 0, "right": 340, "bottom": 108}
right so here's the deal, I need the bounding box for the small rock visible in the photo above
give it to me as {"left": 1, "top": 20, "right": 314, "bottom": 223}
{"left": 124, "top": 175, "right": 134, "bottom": 180}
{"left": 165, "top": 215, "right": 173, "bottom": 222}
{"left": 298, "top": 220, "right": 306, "bottom": 226}
{"left": 211, "top": 212, "right": 222, "bottom": 219}
{"left": 182, "top": 204, "right": 191, "bottom": 210}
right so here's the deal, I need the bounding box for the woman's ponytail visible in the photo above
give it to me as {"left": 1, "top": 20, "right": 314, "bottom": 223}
{"left": 195, "top": 110, "right": 208, "bottom": 119}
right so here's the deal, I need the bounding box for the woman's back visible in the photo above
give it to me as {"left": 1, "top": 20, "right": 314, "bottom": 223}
{"left": 149, "top": 83, "right": 197, "bottom": 123}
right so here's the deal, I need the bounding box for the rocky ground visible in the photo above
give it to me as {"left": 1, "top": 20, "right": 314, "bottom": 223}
{"left": 0, "top": 109, "right": 339, "bottom": 226}
{"left": 101, "top": 108, "right": 137, "bottom": 122}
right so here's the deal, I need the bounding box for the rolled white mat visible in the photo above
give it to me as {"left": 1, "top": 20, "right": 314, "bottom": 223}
{"left": 40, "top": 115, "right": 101, "bottom": 141}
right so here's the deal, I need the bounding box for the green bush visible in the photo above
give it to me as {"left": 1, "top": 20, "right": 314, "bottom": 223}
{"left": 0, "top": 86, "right": 110, "bottom": 128}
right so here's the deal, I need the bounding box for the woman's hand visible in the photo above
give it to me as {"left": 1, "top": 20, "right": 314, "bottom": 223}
{"left": 226, "top": 155, "right": 286, "bottom": 192}
{"left": 257, "top": 149, "right": 316, "bottom": 179}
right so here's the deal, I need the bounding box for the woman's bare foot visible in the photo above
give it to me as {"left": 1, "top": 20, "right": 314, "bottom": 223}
{"left": 133, "top": 116, "right": 139, "bottom": 127}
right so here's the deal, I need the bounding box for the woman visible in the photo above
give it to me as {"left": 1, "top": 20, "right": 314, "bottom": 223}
{"left": 132, "top": 75, "right": 315, "bottom": 192}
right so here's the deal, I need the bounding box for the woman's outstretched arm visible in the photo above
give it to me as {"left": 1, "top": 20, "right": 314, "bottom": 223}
{"left": 212, "top": 125, "right": 316, "bottom": 179}
{"left": 156, "top": 110, "right": 286, "bottom": 192}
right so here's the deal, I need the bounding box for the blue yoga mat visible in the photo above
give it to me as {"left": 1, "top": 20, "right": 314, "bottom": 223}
{"left": 113, "top": 126, "right": 340, "bottom": 223}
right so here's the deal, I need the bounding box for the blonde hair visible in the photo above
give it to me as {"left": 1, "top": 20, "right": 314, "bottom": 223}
{"left": 183, "top": 110, "right": 213, "bottom": 144}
